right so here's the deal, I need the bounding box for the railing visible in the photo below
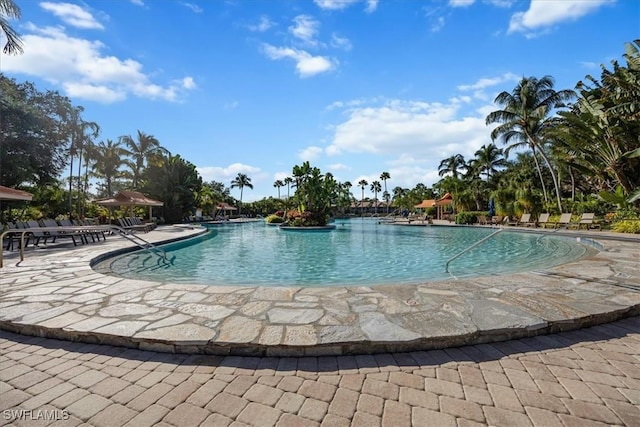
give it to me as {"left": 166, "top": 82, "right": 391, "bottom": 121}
{"left": 445, "top": 228, "right": 503, "bottom": 274}
{"left": 1, "top": 225, "right": 173, "bottom": 268}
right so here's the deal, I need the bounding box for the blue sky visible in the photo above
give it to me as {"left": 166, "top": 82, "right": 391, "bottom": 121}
{"left": 2, "top": 0, "right": 638, "bottom": 201}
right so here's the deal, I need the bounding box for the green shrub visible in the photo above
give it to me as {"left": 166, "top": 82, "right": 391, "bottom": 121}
{"left": 266, "top": 214, "right": 284, "bottom": 224}
{"left": 612, "top": 220, "right": 640, "bottom": 234}
{"left": 456, "top": 212, "right": 477, "bottom": 225}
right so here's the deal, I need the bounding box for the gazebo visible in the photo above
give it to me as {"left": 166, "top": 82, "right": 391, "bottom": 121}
{"left": 0, "top": 185, "right": 33, "bottom": 201}
{"left": 94, "top": 191, "right": 163, "bottom": 220}
{"left": 415, "top": 193, "right": 454, "bottom": 220}
{"left": 215, "top": 202, "right": 237, "bottom": 219}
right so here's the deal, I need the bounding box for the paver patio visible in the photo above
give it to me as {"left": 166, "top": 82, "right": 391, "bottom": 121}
{"left": 0, "top": 222, "right": 639, "bottom": 425}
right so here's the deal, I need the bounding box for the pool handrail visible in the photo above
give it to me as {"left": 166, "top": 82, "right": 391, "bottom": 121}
{"left": 445, "top": 228, "right": 503, "bottom": 274}
{"left": 0, "top": 225, "right": 172, "bottom": 268}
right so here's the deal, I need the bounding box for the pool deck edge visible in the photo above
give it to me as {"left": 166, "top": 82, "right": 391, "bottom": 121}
{"left": 1, "top": 223, "right": 639, "bottom": 356}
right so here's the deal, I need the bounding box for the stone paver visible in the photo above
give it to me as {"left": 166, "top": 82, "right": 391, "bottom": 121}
{"left": 0, "top": 318, "right": 638, "bottom": 426}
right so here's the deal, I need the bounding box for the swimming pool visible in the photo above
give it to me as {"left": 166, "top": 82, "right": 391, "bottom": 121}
{"left": 94, "top": 219, "right": 595, "bottom": 287}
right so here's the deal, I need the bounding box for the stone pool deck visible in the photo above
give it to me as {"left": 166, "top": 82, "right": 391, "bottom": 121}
{"left": 0, "top": 224, "right": 639, "bottom": 357}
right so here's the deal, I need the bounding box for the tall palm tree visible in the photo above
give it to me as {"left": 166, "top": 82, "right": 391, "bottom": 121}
{"left": 273, "top": 179, "right": 284, "bottom": 200}
{"left": 284, "top": 176, "right": 293, "bottom": 213}
{"left": 65, "top": 106, "right": 99, "bottom": 218}
{"left": 438, "top": 154, "right": 466, "bottom": 178}
{"left": 380, "top": 171, "right": 390, "bottom": 213}
{"left": 120, "top": 131, "right": 167, "bottom": 189}
{"left": 370, "top": 181, "right": 382, "bottom": 214}
{"left": 473, "top": 143, "right": 507, "bottom": 180}
{"left": 485, "top": 75, "right": 575, "bottom": 211}
{"left": 358, "top": 179, "right": 368, "bottom": 216}
{"left": 0, "top": 0, "right": 23, "bottom": 55}
{"left": 230, "top": 173, "right": 253, "bottom": 215}
{"left": 92, "top": 139, "right": 128, "bottom": 197}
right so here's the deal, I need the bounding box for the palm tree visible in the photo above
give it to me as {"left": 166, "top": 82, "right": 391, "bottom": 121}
{"left": 230, "top": 173, "right": 253, "bottom": 215}
{"left": 438, "top": 154, "right": 466, "bottom": 178}
{"left": 380, "top": 171, "right": 390, "bottom": 213}
{"left": 370, "top": 181, "right": 382, "bottom": 214}
{"left": 485, "top": 75, "right": 575, "bottom": 211}
{"left": 65, "top": 106, "right": 99, "bottom": 218}
{"left": 473, "top": 143, "right": 507, "bottom": 180}
{"left": 273, "top": 179, "right": 284, "bottom": 200}
{"left": 0, "top": 0, "right": 23, "bottom": 55}
{"left": 284, "top": 176, "right": 293, "bottom": 213}
{"left": 120, "top": 131, "right": 167, "bottom": 189}
{"left": 92, "top": 139, "right": 128, "bottom": 197}
{"left": 358, "top": 179, "right": 368, "bottom": 216}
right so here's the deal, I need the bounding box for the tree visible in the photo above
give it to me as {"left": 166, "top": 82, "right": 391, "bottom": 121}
{"left": 284, "top": 177, "right": 293, "bottom": 213}
{"left": 486, "top": 75, "right": 575, "bottom": 211}
{"left": 438, "top": 154, "right": 466, "bottom": 178}
{"left": 380, "top": 171, "right": 391, "bottom": 213}
{"left": 358, "top": 179, "right": 368, "bottom": 216}
{"left": 63, "top": 106, "right": 99, "bottom": 218}
{"left": 92, "top": 139, "right": 128, "bottom": 197}
{"left": 370, "top": 180, "right": 382, "bottom": 214}
{"left": 273, "top": 179, "right": 284, "bottom": 200}
{"left": 230, "top": 173, "right": 253, "bottom": 215}
{"left": 0, "top": 75, "right": 72, "bottom": 188}
{"left": 120, "top": 130, "right": 166, "bottom": 189}
{"left": 142, "top": 154, "right": 202, "bottom": 223}
{"left": 0, "top": 0, "right": 23, "bottom": 55}
{"left": 472, "top": 143, "right": 507, "bottom": 180}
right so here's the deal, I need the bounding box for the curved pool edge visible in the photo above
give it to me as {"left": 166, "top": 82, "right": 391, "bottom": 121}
{"left": 0, "top": 225, "right": 638, "bottom": 356}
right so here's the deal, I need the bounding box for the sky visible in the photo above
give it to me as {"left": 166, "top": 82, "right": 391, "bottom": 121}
{"left": 1, "top": 0, "right": 638, "bottom": 202}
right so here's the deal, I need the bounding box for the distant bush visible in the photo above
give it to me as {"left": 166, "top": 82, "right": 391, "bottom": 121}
{"left": 456, "top": 211, "right": 478, "bottom": 225}
{"left": 266, "top": 214, "right": 284, "bottom": 224}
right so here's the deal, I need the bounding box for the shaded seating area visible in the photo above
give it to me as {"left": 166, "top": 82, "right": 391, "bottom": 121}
{"left": 94, "top": 191, "right": 162, "bottom": 226}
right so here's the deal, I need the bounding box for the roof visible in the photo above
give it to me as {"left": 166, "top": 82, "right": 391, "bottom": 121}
{"left": 415, "top": 193, "right": 453, "bottom": 209}
{"left": 0, "top": 185, "right": 33, "bottom": 201}
{"left": 94, "top": 191, "right": 163, "bottom": 207}
{"left": 216, "top": 202, "right": 237, "bottom": 211}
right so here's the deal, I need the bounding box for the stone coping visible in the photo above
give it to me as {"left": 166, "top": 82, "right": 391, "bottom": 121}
{"left": 0, "top": 223, "right": 639, "bottom": 356}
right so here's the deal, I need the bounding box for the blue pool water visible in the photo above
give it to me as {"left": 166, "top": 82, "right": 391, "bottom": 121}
{"left": 96, "top": 219, "right": 593, "bottom": 287}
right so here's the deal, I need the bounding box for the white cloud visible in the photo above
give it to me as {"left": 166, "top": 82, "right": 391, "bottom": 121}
{"left": 331, "top": 33, "right": 352, "bottom": 51}
{"left": 289, "top": 15, "right": 320, "bottom": 46}
{"left": 299, "top": 146, "right": 324, "bottom": 161}
{"left": 262, "top": 44, "right": 335, "bottom": 77}
{"left": 314, "top": 0, "right": 360, "bottom": 10}
{"left": 248, "top": 15, "right": 275, "bottom": 32}
{"left": 457, "top": 73, "right": 517, "bottom": 91}
{"left": 181, "top": 2, "right": 203, "bottom": 14}
{"left": 40, "top": 2, "right": 104, "bottom": 30}
{"left": 508, "top": 0, "right": 614, "bottom": 35}
{"left": 197, "top": 163, "right": 261, "bottom": 183}
{"left": 449, "top": 0, "right": 475, "bottom": 7}
{"left": 431, "top": 16, "right": 445, "bottom": 32}
{"left": 182, "top": 76, "right": 196, "bottom": 89}
{"left": 2, "top": 25, "right": 194, "bottom": 103}
{"left": 365, "top": 0, "right": 379, "bottom": 13}
{"left": 328, "top": 163, "right": 350, "bottom": 171}
{"left": 326, "top": 98, "right": 493, "bottom": 167}
{"left": 486, "top": 0, "right": 515, "bottom": 7}
{"left": 130, "top": 0, "right": 144, "bottom": 5}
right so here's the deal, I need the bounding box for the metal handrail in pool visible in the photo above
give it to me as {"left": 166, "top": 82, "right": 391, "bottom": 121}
{"left": 445, "top": 228, "right": 503, "bottom": 274}
{"left": 0, "top": 225, "right": 173, "bottom": 268}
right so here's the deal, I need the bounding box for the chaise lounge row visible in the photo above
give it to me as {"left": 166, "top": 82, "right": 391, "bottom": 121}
{"left": 2, "top": 218, "right": 109, "bottom": 251}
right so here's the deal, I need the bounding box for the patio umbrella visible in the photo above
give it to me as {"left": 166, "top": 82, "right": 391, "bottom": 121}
{"left": 488, "top": 197, "right": 495, "bottom": 217}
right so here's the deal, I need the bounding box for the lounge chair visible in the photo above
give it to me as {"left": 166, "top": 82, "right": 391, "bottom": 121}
{"left": 550, "top": 213, "right": 573, "bottom": 229}
{"left": 490, "top": 215, "right": 504, "bottom": 225}
{"left": 570, "top": 213, "right": 601, "bottom": 230}
{"left": 536, "top": 213, "right": 551, "bottom": 228}
{"left": 477, "top": 215, "right": 488, "bottom": 225}
{"left": 508, "top": 213, "right": 533, "bottom": 226}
